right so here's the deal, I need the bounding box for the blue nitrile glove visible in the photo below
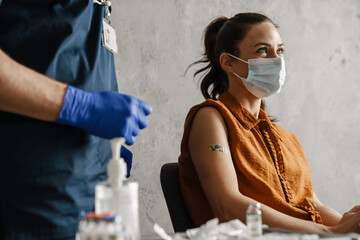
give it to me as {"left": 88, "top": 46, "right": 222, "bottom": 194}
{"left": 121, "top": 146, "right": 132, "bottom": 178}
{"left": 56, "top": 85, "right": 152, "bottom": 145}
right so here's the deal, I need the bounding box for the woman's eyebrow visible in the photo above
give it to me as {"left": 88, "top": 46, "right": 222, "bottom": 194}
{"left": 253, "top": 42, "right": 285, "bottom": 47}
{"left": 254, "top": 42, "right": 271, "bottom": 47}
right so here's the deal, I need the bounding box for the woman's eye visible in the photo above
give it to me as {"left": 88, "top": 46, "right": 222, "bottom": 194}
{"left": 256, "top": 47, "right": 267, "bottom": 53}
{"left": 277, "top": 48, "right": 285, "bottom": 54}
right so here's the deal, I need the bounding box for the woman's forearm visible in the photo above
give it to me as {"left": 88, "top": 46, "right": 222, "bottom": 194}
{"left": 312, "top": 193, "right": 342, "bottom": 226}
{"left": 218, "top": 194, "right": 329, "bottom": 234}
{"left": 314, "top": 204, "right": 341, "bottom": 226}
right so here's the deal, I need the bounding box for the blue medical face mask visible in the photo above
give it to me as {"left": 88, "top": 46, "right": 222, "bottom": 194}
{"left": 227, "top": 53, "right": 286, "bottom": 99}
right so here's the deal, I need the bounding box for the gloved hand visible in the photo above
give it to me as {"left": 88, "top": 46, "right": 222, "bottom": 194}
{"left": 56, "top": 85, "right": 152, "bottom": 145}
{"left": 121, "top": 146, "right": 132, "bottom": 178}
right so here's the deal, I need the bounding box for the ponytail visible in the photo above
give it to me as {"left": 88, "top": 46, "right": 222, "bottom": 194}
{"left": 187, "top": 17, "right": 229, "bottom": 100}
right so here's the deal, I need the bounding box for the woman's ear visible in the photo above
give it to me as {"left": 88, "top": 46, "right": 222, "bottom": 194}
{"left": 219, "top": 53, "right": 236, "bottom": 73}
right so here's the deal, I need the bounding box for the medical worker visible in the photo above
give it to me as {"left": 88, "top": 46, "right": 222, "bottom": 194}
{"left": 0, "top": 0, "right": 151, "bottom": 239}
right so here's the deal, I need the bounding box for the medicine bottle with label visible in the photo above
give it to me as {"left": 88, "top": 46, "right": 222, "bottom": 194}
{"left": 246, "top": 202, "right": 262, "bottom": 237}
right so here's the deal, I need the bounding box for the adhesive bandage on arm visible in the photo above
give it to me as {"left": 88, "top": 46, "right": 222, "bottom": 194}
{"left": 208, "top": 144, "right": 229, "bottom": 154}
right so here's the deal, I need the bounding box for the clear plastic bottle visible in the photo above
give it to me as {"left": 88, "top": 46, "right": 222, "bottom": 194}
{"left": 95, "top": 138, "right": 140, "bottom": 240}
{"left": 246, "top": 202, "right": 262, "bottom": 237}
{"left": 95, "top": 181, "right": 114, "bottom": 214}
{"left": 96, "top": 181, "right": 139, "bottom": 240}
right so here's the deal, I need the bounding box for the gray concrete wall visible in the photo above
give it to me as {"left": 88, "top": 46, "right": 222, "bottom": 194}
{"left": 111, "top": 0, "right": 360, "bottom": 235}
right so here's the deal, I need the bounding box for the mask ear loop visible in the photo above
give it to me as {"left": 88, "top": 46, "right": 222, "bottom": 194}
{"left": 232, "top": 72, "right": 247, "bottom": 81}
{"left": 226, "top": 53, "right": 249, "bottom": 64}
{"left": 226, "top": 53, "right": 248, "bottom": 81}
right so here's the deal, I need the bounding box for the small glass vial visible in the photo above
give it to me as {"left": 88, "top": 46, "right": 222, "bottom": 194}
{"left": 246, "top": 202, "right": 262, "bottom": 237}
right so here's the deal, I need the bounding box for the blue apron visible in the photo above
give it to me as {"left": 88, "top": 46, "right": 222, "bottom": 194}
{"left": 0, "top": 0, "right": 117, "bottom": 238}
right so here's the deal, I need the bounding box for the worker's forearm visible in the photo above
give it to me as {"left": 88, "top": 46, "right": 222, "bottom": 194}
{"left": 0, "top": 49, "right": 67, "bottom": 121}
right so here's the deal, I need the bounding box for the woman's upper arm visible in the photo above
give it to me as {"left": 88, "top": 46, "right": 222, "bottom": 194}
{"left": 188, "top": 106, "right": 242, "bottom": 220}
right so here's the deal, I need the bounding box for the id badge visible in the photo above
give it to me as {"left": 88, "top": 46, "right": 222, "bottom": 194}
{"left": 102, "top": 19, "right": 118, "bottom": 54}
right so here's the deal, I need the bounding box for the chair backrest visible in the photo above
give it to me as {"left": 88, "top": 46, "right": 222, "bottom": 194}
{"left": 160, "top": 162, "right": 195, "bottom": 232}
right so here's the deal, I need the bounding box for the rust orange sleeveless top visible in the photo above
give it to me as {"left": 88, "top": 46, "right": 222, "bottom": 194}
{"left": 178, "top": 92, "right": 323, "bottom": 227}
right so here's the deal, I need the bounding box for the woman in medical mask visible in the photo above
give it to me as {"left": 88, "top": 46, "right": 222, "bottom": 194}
{"left": 178, "top": 12, "right": 360, "bottom": 233}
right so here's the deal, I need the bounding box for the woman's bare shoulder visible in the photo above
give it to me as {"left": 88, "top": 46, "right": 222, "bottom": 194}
{"left": 193, "top": 106, "right": 224, "bottom": 123}
{"left": 189, "top": 105, "right": 227, "bottom": 141}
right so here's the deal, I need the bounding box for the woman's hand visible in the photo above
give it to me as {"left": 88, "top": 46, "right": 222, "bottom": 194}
{"left": 328, "top": 205, "right": 360, "bottom": 234}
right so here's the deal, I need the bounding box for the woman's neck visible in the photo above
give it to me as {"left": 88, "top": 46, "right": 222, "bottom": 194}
{"left": 228, "top": 82, "right": 262, "bottom": 118}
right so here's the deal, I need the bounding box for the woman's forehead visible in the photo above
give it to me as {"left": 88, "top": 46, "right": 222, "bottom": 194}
{"left": 242, "top": 22, "right": 283, "bottom": 47}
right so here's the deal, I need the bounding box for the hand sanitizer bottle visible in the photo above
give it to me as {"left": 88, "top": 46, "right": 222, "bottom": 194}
{"left": 95, "top": 138, "right": 140, "bottom": 240}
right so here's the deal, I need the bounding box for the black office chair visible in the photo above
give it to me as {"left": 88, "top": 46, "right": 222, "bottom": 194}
{"left": 160, "top": 162, "right": 195, "bottom": 232}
